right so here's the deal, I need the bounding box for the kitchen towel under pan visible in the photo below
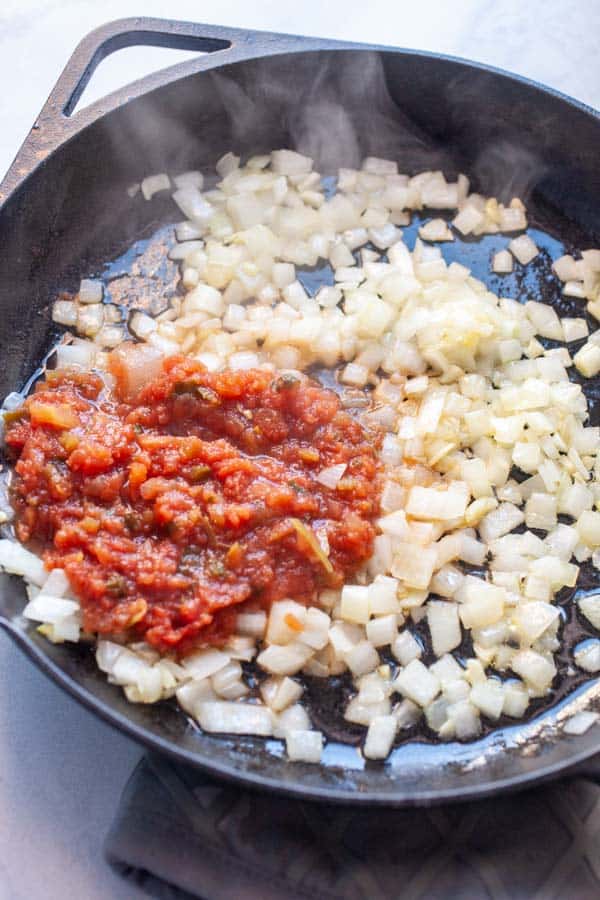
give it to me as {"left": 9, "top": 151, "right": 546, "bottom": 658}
{"left": 105, "top": 751, "right": 600, "bottom": 899}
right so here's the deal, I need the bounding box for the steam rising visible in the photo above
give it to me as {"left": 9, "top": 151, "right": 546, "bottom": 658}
{"left": 205, "top": 51, "right": 547, "bottom": 204}
{"left": 443, "top": 70, "right": 548, "bottom": 202}
{"left": 100, "top": 49, "right": 548, "bottom": 224}
{"left": 473, "top": 139, "right": 548, "bottom": 205}
{"left": 209, "top": 52, "right": 451, "bottom": 175}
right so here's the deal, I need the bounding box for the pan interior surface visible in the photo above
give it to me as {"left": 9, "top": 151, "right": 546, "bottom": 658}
{"left": 1, "top": 47, "right": 600, "bottom": 804}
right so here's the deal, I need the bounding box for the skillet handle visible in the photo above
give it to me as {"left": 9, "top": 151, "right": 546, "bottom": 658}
{"left": 49, "top": 17, "right": 307, "bottom": 118}
{"left": 0, "top": 17, "right": 332, "bottom": 200}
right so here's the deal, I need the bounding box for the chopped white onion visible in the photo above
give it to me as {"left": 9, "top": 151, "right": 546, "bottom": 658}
{"left": 285, "top": 729, "right": 323, "bottom": 762}
{"left": 363, "top": 715, "right": 397, "bottom": 759}
{"left": 0, "top": 539, "right": 47, "bottom": 585}
{"left": 394, "top": 659, "right": 440, "bottom": 707}
{"left": 574, "top": 641, "right": 600, "bottom": 673}
{"left": 509, "top": 235, "right": 539, "bottom": 265}
{"left": 141, "top": 173, "right": 170, "bottom": 200}
{"left": 196, "top": 701, "right": 273, "bottom": 735}
{"left": 315, "top": 464, "right": 346, "bottom": 489}
{"left": 78, "top": 278, "right": 103, "bottom": 304}
{"left": 492, "top": 250, "right": 513, "bottom": 274}
{"left": 563, "top": 711, "right": 599, "bottom": 735}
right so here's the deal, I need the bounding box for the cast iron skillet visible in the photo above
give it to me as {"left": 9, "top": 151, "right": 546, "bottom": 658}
{"left": 1, "top": 17, "right": 600, "bottom": 807}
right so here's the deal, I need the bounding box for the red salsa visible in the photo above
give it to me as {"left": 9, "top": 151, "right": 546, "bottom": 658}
{"left": 6, "top": 353, "right": 381, "bottom": 655}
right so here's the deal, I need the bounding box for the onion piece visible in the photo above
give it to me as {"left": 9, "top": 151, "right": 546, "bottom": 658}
{"left": 23, "top": 594, "right": 79, "bottom": 624}
{"left": 563, "top": 711, "right": 599, "bottom": 735}
{"left": 109, "top": 342, "right": 164, "bottom": 401}
{"left": 315, "top": 464, "right": 346, "bottom": 489}
{"left": 427, "top": 601, "right": 461, "bottom": 655}
{"left": 470, "top": 680, "right": 504, "bottom": 719}
{"left": 78, "top": 279, "right": 103, "bottom": 304}
{"left": 492, "top": 250, "right": 513, "bottom": 274}
{"left": 141, "top": 173, "right": 170, "bottom": 200}
{"left": 578, "top": 595, "right": 600, "bottom": 630}
{"left": 364, "top": 715, "right": 397, "bottom": 759}
{"left": 0, "top": 540, "right": 47, "bottom": 585}
{"left": 394, "top": 659, "right": 440, "bottom": 707}
{"left": 52, "top": 299, "right": 78, "bottom": 326}
{"left": 271, "top": 150, "right": 312, "bottom": 176}
{"left": 419, "top": 219, "right": 453, "bottom": 242}
{"left": 509, "top": 235, "right": 539, "bottom": 265}
{"left": 55, "top": 339, "right": 97, "bottom": 370}
{"left": 256, "top": 642, "right": 313, "bottom": 676}
{"left": 182, "top": 648, "right": 230, "bottom": 680}
{"left": 289, "top": 518, "right": 334, "bottom": 576}
{"left": 285, "top": 729, "right": 323, "bottom": 762}
{"left": 574, "top": 640, "right": 600, "bottom": 673}
{"left": 452, "top": 206, "right": 484, "bottom": 235}
{"left": 196, "top": 701, "right": 273, "bottom": 735}
{"left": 511, "top": 650, "right": 556, "bottom": 690}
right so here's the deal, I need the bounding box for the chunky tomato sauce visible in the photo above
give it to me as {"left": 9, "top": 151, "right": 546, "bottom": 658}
{"left": 6, "top": 354, "right": 381, "bottom": 655}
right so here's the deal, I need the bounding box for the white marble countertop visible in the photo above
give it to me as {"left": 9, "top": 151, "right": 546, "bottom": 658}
{"left": 0, "top": 1, "right": 598, "bottom": 897}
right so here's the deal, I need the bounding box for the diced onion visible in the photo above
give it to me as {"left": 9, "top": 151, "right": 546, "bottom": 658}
{"left": 509, "top": 235, "right": 539, "bottom": 265}
{"left": 363, "top": 715, "right": 397, "bottom": 759}
{"left": 563, "top": 711, "right": 599, "bottom": 735}
{"left": 0, "top": 539, "right": 47, "bottom": 585}
{"left": 285, "top": 729, "right": 323, "bottom": 762}
{"left": 78, "top": 279, "right": 103, "bottom": 304}
{"left": 427, "top": 601, "right": 461, "bottom": 655}
{"left": 196, "top": 701, "right": 273, "bottom": 735}
{"left": 394, "top": 659, "right": 440, "bottom": 707}
{"left": 141, "top": 173, "right": 170, "bottom": 200}
{"left": 492, "top": 250, "right": 513, "bottom": 274}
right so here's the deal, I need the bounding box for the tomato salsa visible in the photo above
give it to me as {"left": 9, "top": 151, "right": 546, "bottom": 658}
{"left": 6, "top": 352, "right": 381, "bottom": 655}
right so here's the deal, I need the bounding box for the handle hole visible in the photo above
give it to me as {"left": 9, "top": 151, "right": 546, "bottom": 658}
{"left": 68, "top": 44, "right": 216, "bottom": 116}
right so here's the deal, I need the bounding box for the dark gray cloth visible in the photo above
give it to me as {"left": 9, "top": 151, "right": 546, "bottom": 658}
{"left": 105, "top": 753, "right": 600, "bottom": 900}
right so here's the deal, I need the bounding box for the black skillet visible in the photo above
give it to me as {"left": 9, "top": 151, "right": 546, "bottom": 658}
{"left": 1, "top": 18, "right": 600, "bottom": 806}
